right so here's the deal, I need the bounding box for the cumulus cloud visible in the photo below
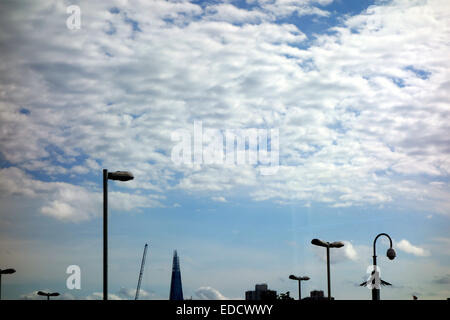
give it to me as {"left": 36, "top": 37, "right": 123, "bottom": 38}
{"left": 396, "top": 239, "right": 430, "bottom": 257}
{"left": 341, "top": 241, "right": 358, "bottom": 261}
{"left": 116, "top": 287, "right": 150, "bottom": 299}
{"left": 250, "top": 0, "right": 333, "bottom": 18}
{"left": 211, "top": 196, "right": 227, "bottom": 202}
{"left": 0, "top": 167, "right": 162, "bottom": 222}
{"left": 195, "top": 286, "right": 228, "bottom": 300}
{"left": 85, "top": 292, "right": 123, "bottom": 300}
{"left": 0, "top": 0, "right": 449, "bottom": 221}
{"left": 204, "top": 3, "right": 267, "bottom": 24}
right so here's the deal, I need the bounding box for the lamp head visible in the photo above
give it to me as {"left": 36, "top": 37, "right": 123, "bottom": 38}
{"left": 311, "top": 238, "right": 329, "bottom": 247}
{"left": 107, "top": 171, "right": 134, "bottom": 181}
{"left": 330, "top": 241, "right": 345, "bottom": 248}
{"left": 300, "top": 276, "right": 310, "bottom": 281}
{"left": 289, "top": 275, "right": 298, "bottom": 280}
{"left": 0, "top": 268, "right": 16, "bottom": 274}
{"left": 387, "top": 248, "right": 396, "bottom": 260}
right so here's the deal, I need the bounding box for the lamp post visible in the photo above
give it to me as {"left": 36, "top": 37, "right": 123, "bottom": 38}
{"left": 37, "top": 291, "right": 60, "bottom": 300}
{"left": 372, "top": 233, "right": 396, "bottom": 300}
{"left": 289, "top": 275, "right": 310, "bottom": 300}
{"left": 311, "top": 238, "right": 344, "bottom": 300}
{"left": 103, "top": 169, "right": 134, "bottom": 301}
{"left": 0, "top": 268, "right": 16, "bottom": 300}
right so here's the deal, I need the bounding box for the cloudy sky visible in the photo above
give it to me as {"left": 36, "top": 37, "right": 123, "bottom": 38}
{"left": 0, "top": 0, "right": 449, "bottom": 300}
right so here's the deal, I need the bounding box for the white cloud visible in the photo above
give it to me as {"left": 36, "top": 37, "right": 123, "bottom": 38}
{"left": 195, "top": 286, "right": 228, "bottom": 300}
{"left": 342, "top": 241, "right": 358, "bottom": 261}
{"left": 250, "top": 0, "right": 333, "bottom": 18}
{"left": 211, "top": 196, "right": 227, "bottom": 202}
{"left": 396, "top": 239, "right": 430, "bottom": 257}
{"left": 205, "top": 3, "right": 267, "bottom": 24}
{"left": 0, "top": 0, "right": 448, "bottom": 221}
{"left": 85, "top": 292, "right": 123, "bottom": 300}
{"left": 0, "top": 167, "right": 162, "bottom": 222}
{"left": 117, "top": 287, "right": 150, "bottom": 299}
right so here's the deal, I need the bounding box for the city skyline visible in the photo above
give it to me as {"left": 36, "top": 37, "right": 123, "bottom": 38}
{"left": 0, "top": 0, "right": 449, "bottom": 300}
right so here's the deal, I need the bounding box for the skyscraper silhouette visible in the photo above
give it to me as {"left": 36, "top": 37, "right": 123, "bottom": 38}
{"left": 169, "top": 250, "right": 183, "bottom": 300}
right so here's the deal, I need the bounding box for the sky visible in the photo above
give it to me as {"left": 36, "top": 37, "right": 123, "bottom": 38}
{"left": 0, "top": 0, "right": 449, "bottom": 300}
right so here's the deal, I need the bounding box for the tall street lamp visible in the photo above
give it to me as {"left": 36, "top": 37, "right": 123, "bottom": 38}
{"left": 0, "top": 268, "right": 16, "bottom": 300}
{"left": 372, "top": 233, "right": 396, "bottom": 300}
{"left": 311, "top": 238, "right": 344, "bottom": 300}
{"left": 289, "top": 275, "right": 310, "bottom": 300}
{"left": 103, "top": 169, "right": 134, "bottom": 301}
{"left": 37, "top": 291, "right": 60, "bottom": 300}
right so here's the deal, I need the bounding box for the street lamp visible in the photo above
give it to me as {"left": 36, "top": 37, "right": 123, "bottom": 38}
{"left": 0, "top": 268, "right": 16, "bottom": 300}
{"left": 371, "top": 233, "right": 396, "bottom": 300}
{"left": 289, "top": 275, "right": 310, "bottom": 300}
{"left": 37, "top": 291, "right": 60, "bottom": 300}
{"left": 103, "top": 169, "right": 134, "bottom": 301}
{"left": 311, "top": 238, "right": 344, "bottom": 300}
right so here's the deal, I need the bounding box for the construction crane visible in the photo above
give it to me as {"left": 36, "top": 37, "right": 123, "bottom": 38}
{"left": 135, "top": 243, "right": 149, "bottom": 300}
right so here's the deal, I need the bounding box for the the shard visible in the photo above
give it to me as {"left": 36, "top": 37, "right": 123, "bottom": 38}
{"left": 169, "top": 250, "right": 183, "bottom": 300}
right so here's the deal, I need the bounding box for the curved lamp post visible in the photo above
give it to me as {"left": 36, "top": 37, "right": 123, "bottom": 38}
{"left": 103, "top": 169, "right": 134, "bottom": 300}
{"left": 289, "top": 275, "right": 310, "bottom": 300}
{"left": 311, "top": 238, "right": 344, "bottom": 300}
{"left": 37, "top": 291, "right": 60, "bottom": 300}
{"left": 0, "top": 268, "right": 16, "bottom": 300}
{"left": 372, "top": 233, "right": 396, "bottom": 300}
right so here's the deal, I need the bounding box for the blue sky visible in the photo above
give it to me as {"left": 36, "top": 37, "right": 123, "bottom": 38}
{"left": 0, "top": 0, "right": 449, "bottom": 300}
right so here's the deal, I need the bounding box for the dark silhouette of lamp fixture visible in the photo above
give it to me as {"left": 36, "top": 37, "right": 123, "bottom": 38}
{"left": 370, "top": 233, "right": 396, "bottom": 300}
{"left": 311, "top": 238, "right": 345, "bottom": 300}
{"left": 103, "top": 169, "right": 134, "bottom": 300}
{"left": 289, "top": 275, "right": 310, "bottom": 300}
{"left": 37, "top": 291, "right": 60, "bottom": 300}
{"left": 0, "top": 268, "right": 16, "bottom": 300}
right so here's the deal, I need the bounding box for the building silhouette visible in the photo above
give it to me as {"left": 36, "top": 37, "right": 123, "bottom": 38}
{"left": 169, "top": 250, "right": 183, "bottom": 300}
{"left": 245, "top": 284, "right": 277, "bottom": 301}
{"left": 301, "top": 290, "right": 334, "bottom": 300}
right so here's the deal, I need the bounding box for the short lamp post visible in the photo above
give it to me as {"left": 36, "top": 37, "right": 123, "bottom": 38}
{"left": 103, "top": 169, "right": 134, "bottom": 300}
{"left": 37, "top": 291, "right": 60, "bottom": 300}
{"left": 0, "top": 268, "right": 16, "bottom": 300}
{"left": 289, "top": 275, "right": 310, "bottom": 300}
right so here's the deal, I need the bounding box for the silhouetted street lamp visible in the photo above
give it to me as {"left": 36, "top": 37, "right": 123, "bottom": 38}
{"left": 0, "top": 268, "right": 16, "bottom": 300}
{"left": 372, "top": 233, "right": 396, "bottom": 300}
{"left": 37, "top": 291, "right": 60, "bottom": 300}
{"left": 289, "top": 275, "right": 310, "bottom": 300}
{"left": 103, "top": 169, "right": 134, "bottom": 301}
{"left": 311, "top": 238, "right": 344, "bottom": 300}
